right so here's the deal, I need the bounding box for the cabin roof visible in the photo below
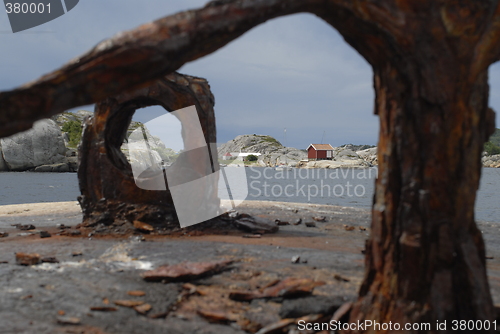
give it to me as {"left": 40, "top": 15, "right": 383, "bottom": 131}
{"left": 307, "top": 144, "right": 334, "bottom": 151}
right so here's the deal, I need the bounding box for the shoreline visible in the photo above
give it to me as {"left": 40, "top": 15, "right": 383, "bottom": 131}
{"left": 0, "top": 201, "right": 81, "bottom": 217}
{"left": 0, "top": 199, "right": 497, "bottom": 223}
{"left": 0, "top": 199, "right": 498, "bottom": 224}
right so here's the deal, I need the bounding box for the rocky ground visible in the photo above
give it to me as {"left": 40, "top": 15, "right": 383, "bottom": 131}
{"left": 0, "top": 201, "right": 500, "bottom": 333}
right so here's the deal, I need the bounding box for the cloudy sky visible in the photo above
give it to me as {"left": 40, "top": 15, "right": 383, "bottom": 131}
{"left": 1, "top": 0, "right": 499, "bottom": 151}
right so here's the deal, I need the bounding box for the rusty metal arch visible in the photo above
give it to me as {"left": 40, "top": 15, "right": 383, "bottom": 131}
{"left": 77, "top": 72, "right": 218, "bottom": 229}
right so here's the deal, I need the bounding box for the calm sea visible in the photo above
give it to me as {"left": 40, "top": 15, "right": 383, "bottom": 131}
{"left": 0, "top": 167, "right": 498, "bottom": 223}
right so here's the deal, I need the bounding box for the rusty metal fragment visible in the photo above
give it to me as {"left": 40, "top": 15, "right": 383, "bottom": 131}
{"left": 330, "top": 301, "right": 353, "bottom": 323}
{"left": 134, "top": 303, "right": 152, "bottom": 315}
{"left": 230, "top": 214, "right": 279, "bottom": 233}
{"left": 90, "top": 306, "right": 117, "bottom": 312}
{"left": 133, "top": 221, "right": 154, "bottom": 233}
{"left": 127, "top": 290, "right": 146, "bottom": 297}
{"left": 15, "top": 224, "right": 36, "bottom": 231}
{"left": 142, "top": 259, "right": 233, "bottom": 282}
{"left": 113, "top": 300, "right": 145, "bottom": 308}
{"left": 56, "top": 316, "right": 81, "bottom": 325}
{"left": 15, "top": 252, "right": 41, "bottom": 266}
{"left": 198, "top": 309, "right": 238, "bottom": 323}
{"left": 229, "top": 277, "right": 325, "bottom": 301}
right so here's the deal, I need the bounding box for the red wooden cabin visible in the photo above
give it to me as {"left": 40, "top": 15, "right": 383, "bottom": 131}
{"left": 307, "top": 144, "right": 334, "bottom": 160}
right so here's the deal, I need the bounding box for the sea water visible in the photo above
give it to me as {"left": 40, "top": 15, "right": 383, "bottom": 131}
{"left": 0, "top": 167, "right": 498, "bottom": 223}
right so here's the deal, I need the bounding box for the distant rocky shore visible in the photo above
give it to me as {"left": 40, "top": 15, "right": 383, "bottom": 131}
{"left": 0, "top": 110, "right": 90, "bottom": 172}
{"left": 0, "top": 110, "right": 166, "bottom": 173}
{"left": 219, "top": 134, "right": 500, "bottom": 169}
{"left": 217, "top": 134, "right": 378, "bottom": 168}
{"left": 0, "top": 118, "right": 499, "bottom": 173}
{"left": 0, "top": 118, "right": 76, "bottom": 173}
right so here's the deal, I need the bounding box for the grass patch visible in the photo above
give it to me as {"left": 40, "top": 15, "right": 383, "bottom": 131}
{"left": 485, "top": 141, "right": 500, "bottom": 156}
{"left": 61, "top": 120, "right": 82, "bottom": 148}
{"left": 257, "top": 135, "right": 282, "bottom": 147}
{"left": 484, "top": 129, "right": 500, "bottom": 155}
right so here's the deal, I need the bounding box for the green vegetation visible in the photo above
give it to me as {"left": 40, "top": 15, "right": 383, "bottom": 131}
{"left": 485, "top": 129, "right": 500, "bottom": 156}
{"left": 257, "top": 135, "right": 282, "bottom": 147}
{"left": 246, "top": 154, "right": 258, "bottom": 162}
{"left": 489, "top": 128, "right": 500, "bottom": 146}
{"left": 61, "top": 120, "right": 82, "bottom": 148}
{"left": 485, "top": 141, "right": 500, "bottom": 155}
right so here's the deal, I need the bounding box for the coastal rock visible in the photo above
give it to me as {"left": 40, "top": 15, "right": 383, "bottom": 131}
{"left": 218, "top": 134, "right": 307, "bottom": 166}
{"left": 53, "top": 109, "right": 93, "bottom": 127}
{"left": 218, "top": 134, "right": 283, "bottom": 156}
{"left": 33, "top": 163, "right": 70, "bottom": 173}
{"left": 334, "top": 148, "right": 360, "bottom": 160}
{"left": 62, "top": 132, "right": 70, "bottom": 147}
{"left": 0, "top": 142, "right": 8, "bottom": 171}
{"left": 259, "top": 147, "right": 307, "bottom": 167}
{"left": 482, "top": 154, "right": 500, "bottom": 168}
{"left": 356, "top": 147, "right": 378, "bottom": 165}
{"left": 0, "top": 119, "right": 67, "bottom": 171}
{"left": 54, "top": 110, "right": 172, "bottom": 172}
{"left": 67, "top": 156, "right": 78, "bottom": 172}
{"left": 348, "top": 145, "right": 499, "bottom": 168}
{"left": 297, "top": 158, "right": 370, "bottom": 169}
{"left": 121, "top": 126, "right": 176, "bottom": 170}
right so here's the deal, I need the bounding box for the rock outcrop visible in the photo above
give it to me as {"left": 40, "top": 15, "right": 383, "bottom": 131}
{"left": 53, "top": 110, "right": 93, "bottom": 128}
{"left": 356, "top": 147, "right": 378, "bottom": 165}
{"left": 121, "top": 125, "right": 178, "bottom": 171}
{"left": 54, "top": 110, "right": 167, "bottom": 172}
{"left": 482, "top": 154, "right": 500, "bottom": 168}
{"left": 0, "top": 119, "right": 67, "bottom": 171}
{"left": 218, "top": 134, "right": 307, "bottom": 166}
